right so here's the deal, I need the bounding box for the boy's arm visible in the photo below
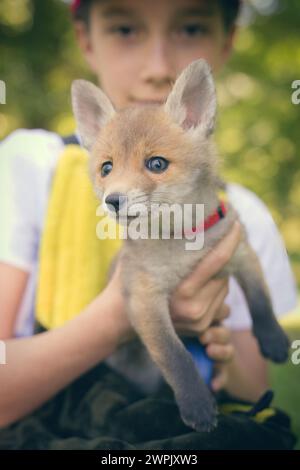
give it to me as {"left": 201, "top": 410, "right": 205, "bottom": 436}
{"left": 0, "top": 263, "right": 134, "bottom": 428}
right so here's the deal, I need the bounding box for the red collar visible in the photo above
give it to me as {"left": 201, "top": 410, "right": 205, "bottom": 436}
{"left": 184, "top": 199, "right": 227, "bottom": 237}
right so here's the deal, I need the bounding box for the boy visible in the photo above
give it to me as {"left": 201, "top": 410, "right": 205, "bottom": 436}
{"left": 0, "top": 0, "right": 297, "bottom": 431}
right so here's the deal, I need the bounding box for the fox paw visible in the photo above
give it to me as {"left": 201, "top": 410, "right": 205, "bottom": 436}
{"left": 179, "top": 395, "right": 218, "bottom": 433}
{"left": 254, "top": 326, "right": 290, "bottom": 363}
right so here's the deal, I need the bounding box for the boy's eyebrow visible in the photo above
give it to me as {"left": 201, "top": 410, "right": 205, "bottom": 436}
{"left": 100, "top": 5, "right": 216, "bottom": 20}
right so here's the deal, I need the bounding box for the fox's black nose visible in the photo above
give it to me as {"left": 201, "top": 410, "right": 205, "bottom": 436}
{"left": 105, "top": 192, "right": 127, "bottom": 213}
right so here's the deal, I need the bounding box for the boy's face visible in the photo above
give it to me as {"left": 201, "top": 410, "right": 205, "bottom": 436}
{"left": 75, "top": 0, "right": 235, "bottom": 110}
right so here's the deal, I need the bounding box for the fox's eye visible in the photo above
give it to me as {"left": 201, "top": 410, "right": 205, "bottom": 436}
{"left": 145, "top": 156, "right": 169, "bottom": 173}
{"left": 101, "top": 161, "right": 113, "bottom": 177}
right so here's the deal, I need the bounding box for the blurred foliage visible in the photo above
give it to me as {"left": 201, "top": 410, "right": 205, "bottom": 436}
{"left": 0, "top": 0, "right": 299, "bottom": 289}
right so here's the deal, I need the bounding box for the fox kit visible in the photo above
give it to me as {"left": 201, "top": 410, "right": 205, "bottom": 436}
{"left": 71, "top": 59, "right": 290, "bottom": 432}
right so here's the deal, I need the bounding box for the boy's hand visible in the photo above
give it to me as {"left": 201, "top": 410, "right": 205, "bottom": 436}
{"left": 169, "top": 221, "right": 241, "bottom": 336}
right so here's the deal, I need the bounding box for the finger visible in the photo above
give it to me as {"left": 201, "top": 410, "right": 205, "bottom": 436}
{"left": 173, "top": 284, "right": 229, "bottom": 334}
{"left": 174, "top": 277, "right": 228, "bottom": 322}
{"left": 179, "top": 221, "right": 241, "bottom": 295}
{"left": 195, "top": 283, "right": 229, "bottom": 331}
{"left": 214, "top": 303, "right": 230, "bottom": 323}
{"left": 200, "top": 325, "right": 231, "bottom": 345}
{"left": 206, "top": 343, "right": 234, "bottom": 362}
{"left": 179, "top": 273, "right": 228, "bottom": 301}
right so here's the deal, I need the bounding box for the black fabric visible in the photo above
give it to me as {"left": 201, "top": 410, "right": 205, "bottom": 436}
{"left": 61, "top": 134, "right": 80, "bottom": 146}
{"left": 0, "top": 322, "right": 297, "bottom": 450}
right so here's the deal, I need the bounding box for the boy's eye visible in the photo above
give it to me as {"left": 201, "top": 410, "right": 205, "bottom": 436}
{"left": 179, "top": 23, "right": 209, "bottom": 37}
{"left": 110, "top": 25, "right": 136, "bottom": 37}
{"left": 145, "top": 156, "right": 169, "bottom": 174}
{"left": 101, "top": 161, "right": 113, "bottom": 177}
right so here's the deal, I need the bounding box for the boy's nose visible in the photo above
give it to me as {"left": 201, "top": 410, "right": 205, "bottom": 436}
{"left": 105, "top": 192, "right": 127, "bottom": 213}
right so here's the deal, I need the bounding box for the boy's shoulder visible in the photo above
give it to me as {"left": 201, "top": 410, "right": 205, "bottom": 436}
{"left": 226, "top": 182, "right": 274, "bottom": 228}
{"left": 226, "top": 181, "right": 285, "bottom": 256}
{"left": 0, "top": 128, "right": 67, "bottom": 242}
{"left": 1, "top": 128, "right": 65, "bottom": 173}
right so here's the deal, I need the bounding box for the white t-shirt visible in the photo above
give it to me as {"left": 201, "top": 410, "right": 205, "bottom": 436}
{"left": 0, "top": 128, "right": 298, "bottom": 338}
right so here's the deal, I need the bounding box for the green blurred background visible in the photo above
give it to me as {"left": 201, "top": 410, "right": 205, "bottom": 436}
{"left": 0, "top": 0, "right": 299, "bottom": 447}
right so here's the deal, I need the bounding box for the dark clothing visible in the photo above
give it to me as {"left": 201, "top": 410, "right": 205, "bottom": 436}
{"left": 0, "top": 322, "right": 296, "bottom": 450}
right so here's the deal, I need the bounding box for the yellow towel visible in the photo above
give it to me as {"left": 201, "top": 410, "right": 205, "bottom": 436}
{"left": 35, "top": 145, "right": 122, "bottom": 330}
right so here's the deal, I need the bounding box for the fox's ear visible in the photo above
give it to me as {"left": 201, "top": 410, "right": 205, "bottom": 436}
{"left": 71, "top": 79, "right": 115, "bottom": 150}
{"left": 164, "top": 59, "right": 216, "bottom": 137}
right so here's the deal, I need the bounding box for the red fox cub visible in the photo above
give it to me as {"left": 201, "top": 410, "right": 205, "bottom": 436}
{"left": 71, "top": 59, "right": 290, "bottom": 432}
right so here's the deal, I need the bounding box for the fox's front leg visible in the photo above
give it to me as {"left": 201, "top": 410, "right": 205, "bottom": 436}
{"left": 231, "top": 241, "right": 290, "bottom": 363}
{"left": 125, "top": 270, "right": 217, "bottom": 433}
